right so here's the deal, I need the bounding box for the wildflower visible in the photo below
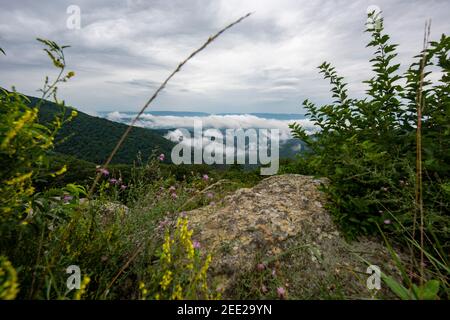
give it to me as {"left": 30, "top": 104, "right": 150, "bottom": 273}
{"left": 158, "top": 153, "right": 165, "bottom": 161}
{"left": 162, "top": 233, "right": 173, "bottom": 264}
{"left": 180, "top": 211, "right": 187, "bottom": 218}
{"left": 256, "top": 263, "right": 265, "bottom": 271}
{"left": 202, "top": 174, "right": 209, "bottom": 181}
{"left": 74, "top": 276, "right": 90, "bottom": 300}
{"left": 261, "top": 285, "right": 268, "bottom": 294}
{"left": 160, "top": 270, "right": 173, "bottom": 290}
{"left": 206, "top": 192, "right": 214, "bottom": 199}
{"left": 109, "top": 178, "right": 118, "bottom": 184}
{"left": 378, "top": 210, "right": 383, "bottom": 214}
{"left": 171, "top": 284, "right": 183, "bottom": 300}
{"left": 169, "top": 186, "right": 176, "bottom": 192}
{"left": 272, "top": 269, "right": 276, "bottom": 277}
{"left": 139, "top": 281, "right": 148, "bottom": 298}
{"left": 277, "top": 287, "right": 286, "bottom": 299}
{"left": 63, "top": 195, "right": 73, "bottom": 203}
{"left": 384, "top": 219, "right": 391, "bottom": 225}
{"left": 171, "top": 192, "right": 178, "bottom": 199}
{"left": 97, "top": 168, "right": 109, "bottom": 176}
{"left": 120, "top": 185, "right": 127, "bottom": 190}
{"left": 159, "top": 219, "right": 169, "bottom": 229}
{"left": 193, "top": 240, "right": 201, "bottom": 249}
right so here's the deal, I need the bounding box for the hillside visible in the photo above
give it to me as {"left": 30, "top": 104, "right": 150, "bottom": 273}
{"left": 27, "top": 95, "right": 175, "bottom": 164}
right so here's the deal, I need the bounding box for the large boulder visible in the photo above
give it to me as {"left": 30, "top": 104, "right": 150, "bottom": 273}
{"left": 183, "top": 174, "right": 404, "bottom": 298}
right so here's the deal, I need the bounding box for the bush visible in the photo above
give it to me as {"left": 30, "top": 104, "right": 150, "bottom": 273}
{"left": 289, "top": 12, "right": 450, "bottom": 246}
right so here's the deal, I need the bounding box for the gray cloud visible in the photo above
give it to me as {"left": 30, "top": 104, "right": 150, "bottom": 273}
{"left": 0, "top": 0, "right": 449, "bottom": 113}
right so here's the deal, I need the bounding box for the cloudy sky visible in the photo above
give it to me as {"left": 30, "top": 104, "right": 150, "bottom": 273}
{"left": 0, "top": 0, "right": 449, "bottom": 114}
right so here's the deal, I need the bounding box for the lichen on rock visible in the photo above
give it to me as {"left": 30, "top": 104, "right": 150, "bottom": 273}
{"left": 181, "top": 174, "right": 404, "bottom": 298}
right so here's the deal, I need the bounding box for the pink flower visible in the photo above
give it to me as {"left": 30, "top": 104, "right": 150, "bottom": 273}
{"left": 261, "top": 285, "right": 268, "bottom": 294}
{"left": 63, "top": 195, "right": 73, "bottom": 203}
{"left": 120, "top": 185, "right": 127, "bottom": 190}
{"left": 158, "top": 219, "right": 169, "bottom": 229}
{"left": 384, "top": 219, "right": 391, "bottom": 225}
{"left": 193, "top": 240, "right": 201, "bottom": 249}
{"left": 109, "top": 178, "right": 118, "bottom": 184}
{"left": 202, "top": 174, "right": 209, "bottom": 181}
{"left": 277, "top": 287, "right": 286, "bottom": 299}
{"left": 206, "top": 192, "right": 214, "bottom": 199}
{"left": 169, "top": 186, "right": 176, "bottom": 192}
{"left": 97, "top": 168, "right": 109, "bottom": 176}
{"left": 158, "top": 153, "right": 165, "bottom": 161}
{"left": 171, "top": 192, "right": 178, "bottom": 199}
{"left": 256, "top": 263, "right": 265, "bottom": 271}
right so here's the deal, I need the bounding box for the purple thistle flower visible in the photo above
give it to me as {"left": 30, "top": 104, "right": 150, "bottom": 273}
{"left": 193, "top": 240, "right": 201, "bottom": 249}
{"left": 98, "top": 168, "right": 109, "bottom": 176}
{"left": 277, "top": 287, "right": 286, "bottom": 299}
{"left": 109, "top": 178, "right": 118, "bottom": 184}
{"left": 158, "top": 153, "right": 165, "bottom": 161}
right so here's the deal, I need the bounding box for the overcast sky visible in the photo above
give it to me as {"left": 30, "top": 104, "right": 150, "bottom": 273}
{"left": 0, "top": 0, "right": 449, "bottom": 114}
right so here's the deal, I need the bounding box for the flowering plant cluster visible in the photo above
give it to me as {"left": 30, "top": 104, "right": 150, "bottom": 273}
{"left": 140, "top": 217, "right": 217, "bottom": 300}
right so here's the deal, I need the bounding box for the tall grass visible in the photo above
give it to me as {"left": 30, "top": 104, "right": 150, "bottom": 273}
{"left": 88, "top": 13, "right": 252, "bottom": 197}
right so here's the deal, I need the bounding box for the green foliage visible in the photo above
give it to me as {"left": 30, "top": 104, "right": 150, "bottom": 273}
{"left": 290, "top": 13, "right": 450, "bottom": 244}
{"left": 140, "top": 217, "right": 217, "bottom": 300}
{"left": 0, "top": 256, "right": 19, "bottom": 300}
{"left": 0, "top": 40, "right": 76, "bottom": 225}
{"left": 0, "top": 40, "right": 256, "bottom": 299}
{"left": 31, "top": 96, "right": 175, "bottom": 165}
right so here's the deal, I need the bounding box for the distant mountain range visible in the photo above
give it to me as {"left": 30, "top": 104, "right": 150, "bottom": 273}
{"left": 13, "top": 93, "right": 305, "bottom": 166}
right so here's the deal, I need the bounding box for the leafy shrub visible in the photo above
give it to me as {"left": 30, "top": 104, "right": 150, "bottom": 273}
{"left": 290, "top": 13, "right": 450, "bottom": 245}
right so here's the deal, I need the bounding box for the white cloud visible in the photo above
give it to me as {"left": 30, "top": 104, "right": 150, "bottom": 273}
{"left": 106, "top": 112, "right": 317, "bottom": 139}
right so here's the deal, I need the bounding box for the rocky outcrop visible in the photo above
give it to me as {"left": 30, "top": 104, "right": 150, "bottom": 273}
{"left": 183, "top": 174, "right": 403, "bottom": 298}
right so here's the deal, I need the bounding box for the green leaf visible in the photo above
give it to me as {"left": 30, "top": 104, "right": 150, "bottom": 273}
{"left": 415, "top": 280, "right": 440, "bottom": 300}
{"left": 382, "top": 274, "right": 414, "bottom": 300}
